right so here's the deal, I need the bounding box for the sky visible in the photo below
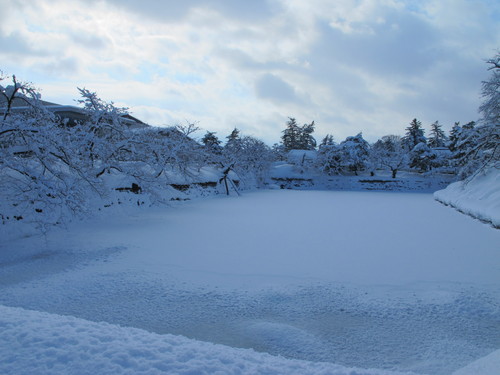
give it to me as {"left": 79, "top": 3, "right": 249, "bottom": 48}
{"left": 0, "top": 0, "right": 498, "bottom": 145}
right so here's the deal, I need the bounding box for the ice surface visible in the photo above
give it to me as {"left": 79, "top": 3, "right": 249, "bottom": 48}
{"left": 1, "top": 190, "right": 499, "bottom": 374}
{"left": 0, "top": 304, "right": 416, "bottom": 375}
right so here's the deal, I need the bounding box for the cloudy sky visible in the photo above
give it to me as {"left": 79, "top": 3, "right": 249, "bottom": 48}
{"left": 1, "top": 0, "right": 498, "bottom": 144}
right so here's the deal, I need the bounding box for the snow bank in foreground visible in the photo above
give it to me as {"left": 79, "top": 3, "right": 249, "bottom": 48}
{"left": 0, "top": 305, "right": 415, "bottom": 375}
{"left": 451, "top": 349, "right": 500, "bottom": 375}
{"left": 434, "top": 168, "right": 500, "bottom": 228}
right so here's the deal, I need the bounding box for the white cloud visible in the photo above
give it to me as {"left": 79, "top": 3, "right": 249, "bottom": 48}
{"left": 1, "top": 0, "right": 498, "bottom": 144}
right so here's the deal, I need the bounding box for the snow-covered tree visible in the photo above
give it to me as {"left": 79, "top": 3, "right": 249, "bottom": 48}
{"left": 448, "top": 121, "right": 478, "bottom": 171}
{"left": 298, "top": 121, "right": 317, "bottom": 150}
{"left": 1, "top": 79, "right": 104, "bottom": 228}
{"left": 0, "top": 73, "right": 41, "bottom": 121}
{"left": 319, "top": 134, "right": 335, "bottom": 147}
{"left": 316, "top": 134, "right": 341, "bottom": 175}
{"left": 281, "top": 117, "right": 316, "bottom": 151}
{"left": 1, "top": 78, "right": 208, "bottom": 228}
{"left": 202, "top": 131, "right": 221, "bottom": 149}
{"left": 201, "top": 131, "right": 223, "bottom": 164}
{"left": 281, "top": 117, "right": 301, "bottom": 152}
{"left": 223, "top": 128, "right": 243, "bottom": 161}
{"left": 448, "top": 122, "right": 462, "bottom": 153}
{"left": 479, "top": 53, "right": 500, "bottom": 127}
{"left": 428, "top": 121, "right": 448, "bottom": 148}
{"left": 409, "top": 142, "right": 434, "bottom": 172}
{"left": 338, "top": 133, "right": 370, "bottom": 175}
{"left": 225, "top": 128, "right": 240, "bottom": 148}
{"left": 225, "top": 135, "right": 273, "bottom": 187}
{"left": 446, "top": 54, "right": 499, "bottom": 179}
{"left": 370, "top": 135, "right": 408, "bottom": 178}
{"left": 403, "top": 118, "right": 426, "bottom": 151}
{"left": 465, "top": 52, "right": 500, "bottom": 178}
{"left": 401, "top": 119, "right": 434, "bottom": 172}
{"left": 271, "top": 142, "right": 286, "bottom": 161}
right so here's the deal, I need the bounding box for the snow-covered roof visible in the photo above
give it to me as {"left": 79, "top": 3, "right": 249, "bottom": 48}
{"left": 0, "top": 96, "right": 147, "bottom": 128}
{"left": 287, "top": 149, "right": 318, "bottom": 164}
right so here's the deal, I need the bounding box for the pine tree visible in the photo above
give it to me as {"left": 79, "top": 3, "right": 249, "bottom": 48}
{"left": 201, "top": 131, "right": 222, "bottom": 162}
{"left": 403, "top": 118, "right": 426, "bottom": 151}
{"left": 448, "top": 121, "right": 479, "bottom": 170}
{"left": 226, "top": 128, "right": 240, "bottom": 146}
{"left": 428, "top": 121, "right": 448, "bottom": 148}
{"left": 317, "top": 134, "right": 339, "bottom": 175}
{"left": 409, "top": 142, "right": 434, "bottom": 172}
{"left": 448, "top": 122, "right": 462, "bottom": 153}
{"left": 281, "top": 117, "right": 301, "bottom": 152}
{"left": 298, "top": 121, "right": 317, "bottom": 150}
{"left": 281, "top": 118, "right": 316, "bottom": 151}
{"left": 402, "top": 118, "right": 430, "bottom": 171}
{"left": 320, "top": 134, "right": 335, "bottom": 147}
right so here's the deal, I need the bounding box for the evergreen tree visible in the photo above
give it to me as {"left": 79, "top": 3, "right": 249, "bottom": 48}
{"left": 223, "top": 128, "right": 242, "bottom": 158}
{"left": 281, "top": 117, "right": 316, "bottom": 151}
{"left": 201, "top": 131, "right": 222, "bottom": 162}
{"left": 281, "top": 117, "right": 301, "bottom": 152}
{"left": 271, "top": 143, "right": 286, "bottom": 161}
{"left": 403, "top": 118, "right": 426, "bottom": 151}
{"left": 409, "top": 142, "right": 434, "bottom": 172}
{"left": 448, "top": 122, "right": 462, "bottom": 153}
{"left": 225, "top": 128, "right": 240, "bottom": 147}
{"left": 298, "top": 121, "right": 317, "bottom": 150}
{"left": 428, "top": 121, "right": 448, "bottom": 148}
{"left": 201, "top": 131, "right": 221, "bottom": 147}
{"left": 449, "top": 121, "right": 478, "bottom": 169}
{"left": 320, "top": 134, "right": 335, "bottom": 147}
{"left": 316, "top": 134, "right": 340, "bottom": 175}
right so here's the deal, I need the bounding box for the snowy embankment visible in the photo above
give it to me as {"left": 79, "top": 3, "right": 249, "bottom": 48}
{"left": 434, "top": 168, "right": 500, "bottom": 228}
{"left": 451, "top": 349, "right": 500, "bottom": 375}
{"left": 0, "top": 304, "right": 413, "bottom": 375}
{"left": 270, "top": 163, "right": 454, "bottom": 192}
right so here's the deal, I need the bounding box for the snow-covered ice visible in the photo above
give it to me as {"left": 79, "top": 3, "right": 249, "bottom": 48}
{"left": 1, "top": 190, "right": 499, "bottom": 374}
{"left": 451, "top": 349, "right": 500, "bottom": 375}
{"left": 0, "top": 304, "right": 416, "bottom": 375}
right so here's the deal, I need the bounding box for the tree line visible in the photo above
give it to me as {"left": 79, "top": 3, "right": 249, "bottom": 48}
{"left": 0, "top": 53, "right": 498, "bottom": 227}
{"left": 273, "top": 54, "right": 498, "bottom": 180}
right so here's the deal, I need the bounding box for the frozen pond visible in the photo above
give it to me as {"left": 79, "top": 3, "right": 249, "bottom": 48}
{"left": 1, "top": 190, "right": 499, "bottom": 374}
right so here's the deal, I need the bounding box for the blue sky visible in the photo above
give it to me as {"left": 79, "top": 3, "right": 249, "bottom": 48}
{"left": 1, "top": 0, "right": 498, "bottom": 144}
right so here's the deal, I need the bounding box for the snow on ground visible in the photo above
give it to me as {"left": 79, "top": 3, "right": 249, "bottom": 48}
{"left": 434, "top": 168, "right": 500, "bottom": 228}
{"left": 0, "top": 304, "right": 416, "bottom": 375}
{"left": 269, "top": 166, "right": 455, "bottom": 193}
{"left": 451, "top": 349, "right": 500, "bottom": 375}
{"left": 1, "top": 190, "right": 499, "bottom": 375}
